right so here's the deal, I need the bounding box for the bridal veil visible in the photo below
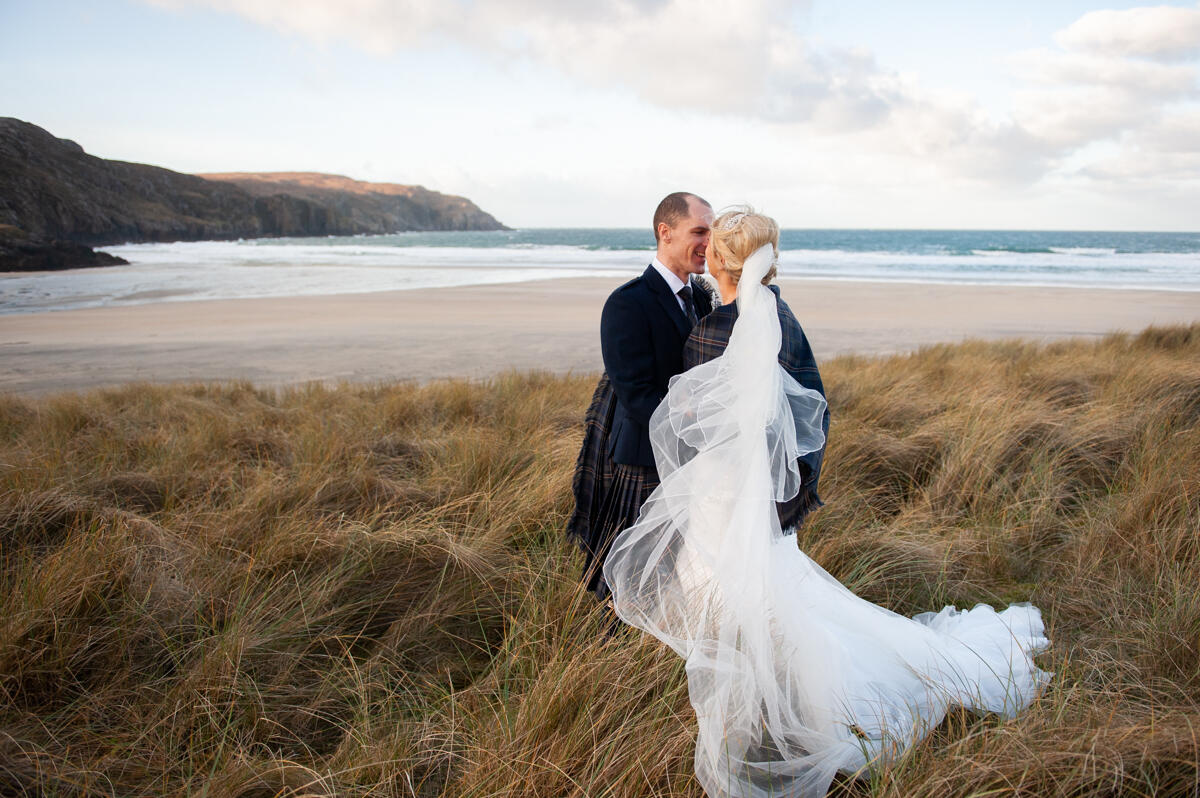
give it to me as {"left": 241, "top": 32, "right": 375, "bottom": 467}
{"left": 603, "top": 244, "right": 1050, "bottom": 797}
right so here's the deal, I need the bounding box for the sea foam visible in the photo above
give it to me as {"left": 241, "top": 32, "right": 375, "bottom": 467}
{"left": 2, "top": 230, "right": 1197, "bottom": 315}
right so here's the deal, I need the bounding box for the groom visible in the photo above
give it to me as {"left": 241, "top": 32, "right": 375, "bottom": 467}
{"left": 567, "top": 191, "right": 715, "bottom": 597}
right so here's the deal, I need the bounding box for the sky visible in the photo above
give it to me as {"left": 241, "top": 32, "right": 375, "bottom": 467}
{"left": 2, "top": 0, "right": 1199, "bottom": 230}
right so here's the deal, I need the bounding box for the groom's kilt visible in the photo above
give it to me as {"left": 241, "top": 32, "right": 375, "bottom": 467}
{"left": 567, "top": 373, "right": 659, "bottom": 597}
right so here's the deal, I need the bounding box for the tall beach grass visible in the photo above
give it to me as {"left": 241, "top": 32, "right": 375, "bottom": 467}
{"left": 1, "top": 324, "right": 1198, "bottom": 796}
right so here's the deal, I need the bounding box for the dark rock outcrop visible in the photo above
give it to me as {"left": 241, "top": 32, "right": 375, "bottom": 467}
{"left": 0, "top": 117, "right": 507, "bottom": 270}
{"left": 0, "top": 225, "right": 128, "bottom": 272}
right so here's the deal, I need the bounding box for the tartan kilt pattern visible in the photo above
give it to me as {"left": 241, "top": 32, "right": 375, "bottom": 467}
{"left": 566, "top": 373, "right": 660, "bottom": 596}
{"left": 585, "top": 462, "right": 659, "bottom": 597}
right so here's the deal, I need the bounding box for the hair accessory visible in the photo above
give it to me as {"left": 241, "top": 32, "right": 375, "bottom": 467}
{"left": 715, "top": 210, "right": 749, "bottom": 231}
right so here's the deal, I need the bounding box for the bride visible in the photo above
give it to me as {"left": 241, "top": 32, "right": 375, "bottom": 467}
{"left": 602, "top": 208, "right": 1050, "bottom": 797}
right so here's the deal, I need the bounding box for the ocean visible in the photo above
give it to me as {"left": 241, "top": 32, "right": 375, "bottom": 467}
{"left": 2, "top": 229, "right": 1199, "bottom": 315}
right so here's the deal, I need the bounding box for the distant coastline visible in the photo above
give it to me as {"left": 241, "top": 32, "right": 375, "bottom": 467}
{"left": 0, "top": 117, "right": 507, "bottom": 271}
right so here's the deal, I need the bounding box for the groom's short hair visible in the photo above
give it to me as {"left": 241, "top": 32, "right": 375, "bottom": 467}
{"left": 653, "top": 192, "right": 710, "bottom": 242}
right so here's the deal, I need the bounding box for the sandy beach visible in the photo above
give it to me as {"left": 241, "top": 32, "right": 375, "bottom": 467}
{"left": 1, "top": 277, "right": 1197, "bottom": 395}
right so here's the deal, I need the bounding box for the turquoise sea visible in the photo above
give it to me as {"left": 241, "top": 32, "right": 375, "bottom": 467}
{"left": 2, "top": 229, "right": 1199, "bottom": 314}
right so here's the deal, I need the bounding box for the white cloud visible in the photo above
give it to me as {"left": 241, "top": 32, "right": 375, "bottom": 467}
{"left": 1011, "top": 48, "right": 1197, "bottom": 93}
{"left": 1141, "top": 108, "right": 1200, "bottom": 152}
{"left": 1077, "top": 109, "right": 1200, "bottom": 182}
{"left": 144, "top": 0, "right": 1200, "bottom": 218}
{"left": 1055, "top": 4, "right": 1200, "bottom": 61}
{"left": 145, "top": 0, "right": 455, "bottom": 52}
{"left": 149, "top": 0, "right": 812, "bottom": 109}
{"left": 1002, "top": 7, "right": 1199, "bottom": 187}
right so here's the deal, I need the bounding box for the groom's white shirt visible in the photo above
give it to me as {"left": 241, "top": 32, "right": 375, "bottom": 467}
{"left": 651, "top": 257, "right": 689, "bottom": 315}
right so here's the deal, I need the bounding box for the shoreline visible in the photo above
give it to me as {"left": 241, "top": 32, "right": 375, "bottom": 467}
{"left": 6, "top": 271, "right": 1200, "bottom": 318}
{"left": 1, "top": 276, "right": 1197, "bottom": 396}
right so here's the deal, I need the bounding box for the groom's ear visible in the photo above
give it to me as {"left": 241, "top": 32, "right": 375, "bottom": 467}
{"left": 657, "top": 222, "right": 671, "bottom": 243}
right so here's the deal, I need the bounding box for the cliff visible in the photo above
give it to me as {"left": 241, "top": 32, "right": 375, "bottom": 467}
{"left": 198, "top": 172, "right": 503, "bottom": 234}
{"left": 0, "top": 118, "right": 507, "bottom": 270}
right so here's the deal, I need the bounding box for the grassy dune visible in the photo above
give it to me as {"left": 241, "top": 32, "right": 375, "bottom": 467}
{"left": 2, "top": 325, "right": 1198, "bottom": 797}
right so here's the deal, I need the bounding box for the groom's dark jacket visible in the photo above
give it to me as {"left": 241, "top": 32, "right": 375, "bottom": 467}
{"left": 600, "top": 265, "right": 714, "bottom": 469}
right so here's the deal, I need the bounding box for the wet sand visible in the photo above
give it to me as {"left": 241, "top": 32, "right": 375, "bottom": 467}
{"left": 1, "top": 277, "right": 1197, "bottom": 395}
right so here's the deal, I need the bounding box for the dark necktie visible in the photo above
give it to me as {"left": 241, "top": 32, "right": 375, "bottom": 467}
{"left": 678, "top": 284, "right": 699, "bottom": 327}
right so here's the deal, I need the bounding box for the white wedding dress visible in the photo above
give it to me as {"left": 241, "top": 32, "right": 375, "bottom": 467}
{"left": 602, "top": 245, "right": 1050, "bottom": 798}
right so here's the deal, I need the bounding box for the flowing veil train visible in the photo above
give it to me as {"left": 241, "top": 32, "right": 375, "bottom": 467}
{"left": 602, "top": 244, "right": 1050, "bottom": 798}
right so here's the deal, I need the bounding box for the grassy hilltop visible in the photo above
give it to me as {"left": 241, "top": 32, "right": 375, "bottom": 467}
{"left": 2, "top": 325, "right": 1198, "bottom": 797}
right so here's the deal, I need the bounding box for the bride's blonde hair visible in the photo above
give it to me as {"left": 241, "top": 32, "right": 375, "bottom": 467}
{"left": 710, "top": 206, "right": 779, "bottom": 285}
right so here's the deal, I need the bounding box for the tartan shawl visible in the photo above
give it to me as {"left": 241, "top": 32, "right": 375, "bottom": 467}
{"left": 683, "top": 284, "right": 830, "bottom": 531}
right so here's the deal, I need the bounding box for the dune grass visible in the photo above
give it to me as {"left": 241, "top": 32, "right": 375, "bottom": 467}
{"left": 1, "top": 324, "right": 1198, "bottom": 797}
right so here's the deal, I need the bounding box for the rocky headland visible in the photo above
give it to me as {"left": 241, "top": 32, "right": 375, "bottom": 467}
{"left": 0, "top": 117, "right": 507, "bottom": 271}
{"left": 0, "top": 224, "right": 129, "bottom": 272}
